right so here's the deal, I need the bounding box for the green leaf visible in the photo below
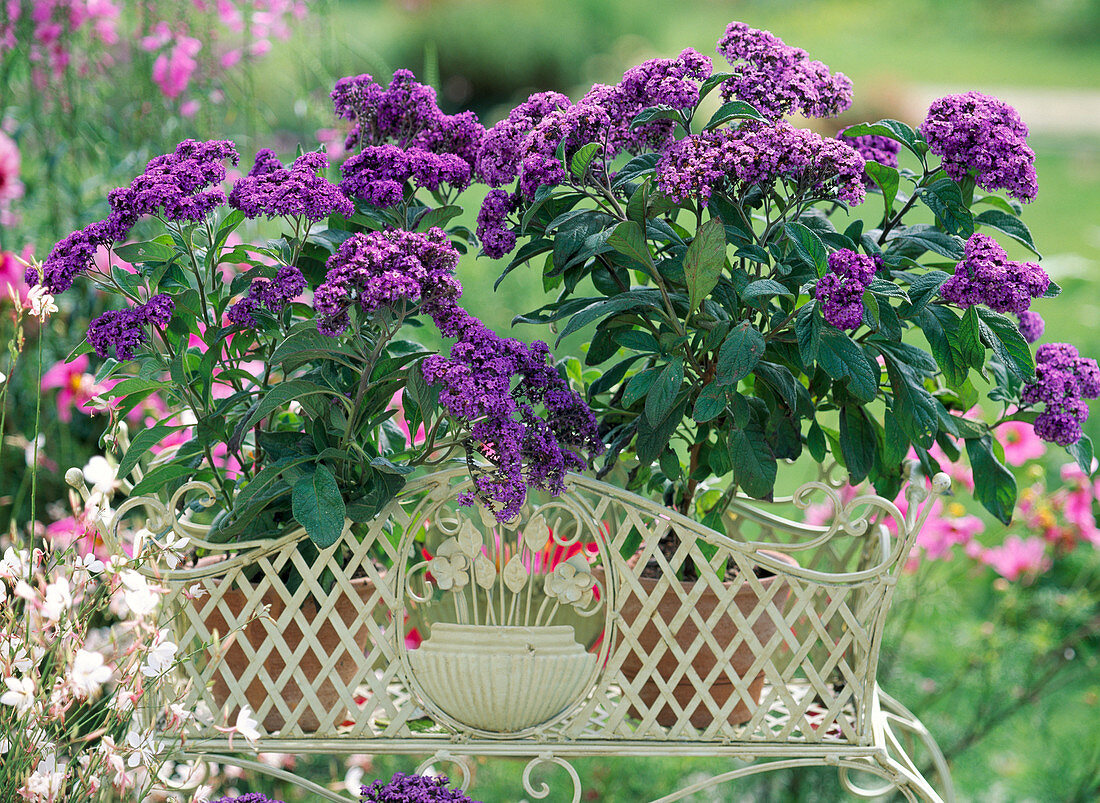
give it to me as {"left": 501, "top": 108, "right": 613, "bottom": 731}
{"left": 742, "top": 278, "right": 792, "bottom": 302}
{"left": 623, "top": 368, "right": 660, "bottom": 408}
{"left": 917, "top": 307, "right": 969, "bottom": 387}
{"left": 966, "top": 434, "right": 1017, "bottom": 524}
{"left": 728, "top": 426, "right": 777, "bottom": 499}
{"left": 703, "top": 100, "right": 768, "bottom": 129}
{"left": 886, "top": 226, "right": 965, "bottom": 260}
{"left": 635, "top": 396, "right": 688, "bottom": 463}
{"left": 921, "top": 178, "right": 975, "bottom": 238}
{"left": 683, "top": 217, "right": 727, "bottom": 315}
{"left": 883, "top": 357, "right": 939, "bottom": 448}
{"left": 974, "top": 209, "right": 1041, "bottom": 256}
{"left": 959, "top": 307, "right": 985, "bottom": 369}
{"left": 570, "top": 142, "right": 602, "bottom": 180}
{"left": 840, "top": 406, "right": 876, "bottom": 484}
{"left": 607, "top": 220, "right": 655, "bottom": 271}
{"left": 902, "top": 270, "right": 950, "bottom": 318}
{"left": 715, "top": 322, "right": 765, "bottom": 386}
{"left": 883, "top": 410, "right": 909, "bottom": 467}
{"left": 129, "top": 461, "right": 196, "bottom": 497}
{"left": 692, "top": 382, "right": 726, "bottom": 423}
{"left": 796, "top": 301, "right": 823, "bottom": 363}
{"left": 841, "top": 119, "right": 928, "bottom": 159}
{"left": 236, "top": 453, "right": 318, "bottom": 511}
{"left": 697, "top": 71, "right": 734, "bottom": 102}
{"left": 629, "top": 105, "right": 684, "bottom": 129}
{"left": 645, "top": 358, "right": 684, "bottom": 426}
{"left": 236, "top": 380, "right": 342, "bottom": 438}
{"left": 817, "top": 329, "right": 878, "bottom": 402}
{"left": 292, "top": 464, "right": 347, "bottom": 548}
{"left": 555, "top": 290, "right": 663, "bottom": 345}
{"left": 415, "top": 204, "right": 463, "bottom": 232}
{"left": 807, "top": 420, "right": 827, "bottom": 463}
{"left": 113, "top": 240, "right": 177, "bottom": 264}
{"left": 626, "top": 179, "right": 651, "bottom": 227}
{"left": 783, "top": 222, "right": 828, "bottom": 276}
{"left": 116, "top": 423, "right": 189, "bottom": 480}
{"left": 864, "top": 161, "right": 900, "bottom": 220}
{"left": 1066, "top": 434, "right": 1094, "bottom": 475}
{"left": 977, "top": 307, "right": 1035, "bottom": 380}
{"left": 659, "top": 449, "right": 681, "bottom": 480}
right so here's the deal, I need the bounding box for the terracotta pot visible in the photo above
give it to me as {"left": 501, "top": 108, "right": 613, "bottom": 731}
{"left": 200, "top": 576, "right": 377, "bottom": 733}
{"left": 614, "top": 550, "right": 798, "bottom": 728}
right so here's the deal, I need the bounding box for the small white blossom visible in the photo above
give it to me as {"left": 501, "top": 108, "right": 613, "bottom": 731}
{"left": 22, "top": 752, "right": 65, "bottom": 800}
{"left": 119, "top": 570, "right": 159, "bottom": 617}
{"left": 160, "top": 532, "right": 190, "bottom": 569}
{"left": 26, "top": 284, "right": 58, "bottom": 320}
{"left": 23, "top": 433, "right": 45, "bottom": 468}
{"left": 0, "top": 546, "right": 29, "bottom": 580}
{"left": 70, "top": 649, "right": 112, "bottom": 697}
{"left": 83, "top": 455, "right": 119, "bottom": 496}
{"left": 75, "top": 553, "right": 105, "bottom": 574}
{"left": 125, "top": 729, "right": 157, "bottom": 768}
{"left": 1, "top": 675, "right": 36, "bottom": 713}
{"left": 234, "top": 706, "right": 261, "bottom": 744}
{"left": 142, "top": 632, "right": 179, "bottom": 677}
{"left": 41, "top": 576, "right": 73, "bottom": 621}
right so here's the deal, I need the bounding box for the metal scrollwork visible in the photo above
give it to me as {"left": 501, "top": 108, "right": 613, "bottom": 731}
{"left": 522, "top": 753, "right": 582, "bottom": 803}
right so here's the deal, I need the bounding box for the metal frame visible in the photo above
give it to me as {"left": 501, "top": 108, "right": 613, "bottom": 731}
{"left": 82, "top": 466, "right": 956, "bottom": 802}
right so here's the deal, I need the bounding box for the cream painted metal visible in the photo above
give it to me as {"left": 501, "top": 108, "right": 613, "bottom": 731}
{"left": 84, "top": 465, "right": 956, "bottom": 802}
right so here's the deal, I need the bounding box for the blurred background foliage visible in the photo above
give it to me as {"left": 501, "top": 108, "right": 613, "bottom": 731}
{"left": 2, "top": 0, "right": 1100, "bottom": 799}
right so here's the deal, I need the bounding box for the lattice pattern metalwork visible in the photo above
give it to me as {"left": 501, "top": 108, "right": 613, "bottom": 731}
{"left": 85, "top": 466, "right": 956, "bottom": 802}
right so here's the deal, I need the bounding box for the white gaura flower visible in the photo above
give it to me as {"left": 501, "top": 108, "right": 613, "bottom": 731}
{"left": 23, "top": 752, "right": 64, "bottom": 800}
{"left": 83, "top": 455, "right": 120, "bottom": 496}
{"left": 119, "top": 570, "right": 159, "bottom": 617}
{"left": 70, "top": 649, "right": 112, "bottom": 698}
{"left": 41, "top": 576, "right": 73, "bottom": 621}
{"left": 235, "top": 706, "right": 262, "bottom": 744}
{"left": 160, "top": 532, "right": 190, "bottom": 569}
{"left": 125, "top": 729, "right": 157, "bottom": 768}
{"left": 142, "top": 632, "right": 179, "bottom": 677}
{"left": 1, "top": 675, "right": 36, "bottom": 713}
{"left": 23, "top": 433, "right": 45, "bottom": 468}
{"left": 0, "top": 546, "right": 29, "bottom": 579}
{"left": 75, "top": 553, "right": 105, "bottom": 575}
{"left": 26, "top": 284, "right": 58, "bottom": 320}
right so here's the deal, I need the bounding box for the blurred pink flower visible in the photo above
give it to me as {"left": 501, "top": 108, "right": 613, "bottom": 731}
{"left": 979, "top": 535, "right": 1047, "bottom": 580}
{"left": 180, "top": 98, "right": 200, "bottom": 117}
{"left": 40, "top": 354, "right": 109, "bottom": 422}
{"left": 0, "top": 131, "right": 22, "bottom": 203}
{"left": 389, "top": 390, "right": 426, "bottom": 447}
{"left": 0, "top": 245, "right": 33, "bottom": 299}
{"left": 914, "top": 506, "right": 984, "bottom": 561}
{"left": 997, "top": 421, "right": 1045, "bottom": 466}
{"left": 152, "top": 35, "right": 202, "bottom": 99}
{"left": 801, "top": 483, "right": 862, "bottom": 527}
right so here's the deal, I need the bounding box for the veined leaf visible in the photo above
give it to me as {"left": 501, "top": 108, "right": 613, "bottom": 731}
{"left": 715, "top": 322, "right": 765, "bottom": 386}
{"left": 683, "top": 217, "right": 727, "bottom": 315}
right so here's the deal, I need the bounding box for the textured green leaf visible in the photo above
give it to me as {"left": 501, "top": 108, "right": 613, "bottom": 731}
{"left": 977, "top": 307, "right": 1035, "bottom": 380}
{"left": 1067, "top": 434, "right": 1094, "bottom": 475}
{"left": 645, "top": 358, "right": 684, "bottom": 426}
{"left": 607, "top": 220, "right": 655, "bottom": 270}
{"left": 113, "top": 240, "right": 177, "bottom": 264}
{"left": 715, "top": 322, "right": 765, "bottom": 386}
{"left": 884, "top": 357, "right": 938, "bottom": 448}
{"left": 864, "top": 161, "right": 900, "bottom": 220}
{"left": 817, "top": 329, "right": 878, "bottom": 402}
{"left": 783, "top": 222, "right": 828, "bottom": 276}
{"left": 292, "top": 464, "right": 347, "bottom": 548}
{"left": 796, "top": 301, "right": 823, "bottom": 363}
{"left": 704, "top": 100, "right": 768, "bottom": 129}
{"left": 841, "top": 119, "right": 928, "bottom": 158}
{"left": 415, "top": 204, "right": 463, "bottom": 232}
{"left": 966, "top": 434, "right": 1017, "bottom": 524}
{"left": 683, "top": 217, "right": 727, "bottom": 315}
{"left": 570, "top": 142, "right": 603, "bottom": 179}
{"left": 921, "top": 178, "right": 975, "bottom": 237}
{"left": 742, "top": 278, "right": 793, "bottom": 302}
{"left": 129, "top": 462, "right": 196, "bottom": 497}
{"left": 840, "top": 406, "right": 876, "bottom": 484}
{"left": 728, "top": 426, "right": 777, "bottom": 499}
{"left": 974, "top": 209, "right": 1041, "bottom": 256}
{"left": 116, "top": 423, "right": 189, "bottom": 480}
{"left": 692, "top": 382, "right": 727, "bottom": 423}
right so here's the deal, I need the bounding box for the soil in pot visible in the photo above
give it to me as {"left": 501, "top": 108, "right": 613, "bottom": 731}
{"left": 200, "top": 576, "right": 378, "bottom": 733}
{"left": 616, "top": 550, "right": 798, "bottom": 729}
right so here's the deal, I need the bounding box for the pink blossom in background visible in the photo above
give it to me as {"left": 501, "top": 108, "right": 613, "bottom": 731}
{"left": 0, "top": 131, "right": 23, "bottom": 203}
{"left": 997, "top": 420, "right": 1046, "bottom": 466}
{"left": 801, "top": 483, "right": 862, "bottom": 527}
{"left": 316, "top": 127, "right": 346, "bottom": 160}
{"left": 40, "top": 354, "right": 111, "bottom": 422}
{"left": 388, "top": 390, "right": 426, "bottom": 447}
{"left": 0, "top": 245, "right": 34, "bottom": 299}
{"left": 152, "top": 35, "right": 202, "bottom": 99}
{"left": 1059, "top": 463, "right": 1100, "bottom": 545}
{"left": 914, "top": 505, "right": 985, "bottom": 561}
{"left": 180, "top": 99, "right": 201, "bottom": 117}
{"left": 979, "top": 535, "right": 1047, "bottom": 580}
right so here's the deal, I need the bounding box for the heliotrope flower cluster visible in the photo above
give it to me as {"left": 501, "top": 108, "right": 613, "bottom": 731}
{"left": 30, "top": 139, "right": 239, "bottom": 293}
{"left": 86, "top": 294, "right": 175, "bottom": 361}
{"left": 340, "top": 143, "right": 473, "bottom": 207}
{"left": 475, "top": 91, "right": 572, "bottom": 187}
{"left": 837, "top": 126, "right": 901, "bottom": 187}
{"left": 1017, "top": 310, "right": 1045, "bottom": 344}
{"left": 227, "top": 265, "right": 308, "bottom": 327}
{"left": 330, "top": 69, "right": 485, "bottom": 172}
{"left": 421, "top": 302, "right": 603, "bottom": 521}
{"left": 919, "top": 91, "right": 1038, "bottom": 202}
{"left": 211, "top": 795, "right": 285, "bottom": 803}
{"left": 228, "top": 149, "right": 353, "bottom": 222}
{"left": 1021, "top": 343, "right": 1100, "bottom": 446}
{"left": 715, "top": 22, "right": 852, "bottom": 120}
{"left": 815, "top": 248, "right": 876, "bottom": 330}
{"left": 655, "top": 121, "right": 866, "bottom": 206}
{"left": 312, "top": 227, "right": 462, "bottom": 336}
{"left": 360, "top": 772, "right": 478, "bottom": 803}
{"left": 940, "top": 232, "right": 1049, "bottom": 315}
{"left": 475, "top": 188, "right": 519, "bottom": 259}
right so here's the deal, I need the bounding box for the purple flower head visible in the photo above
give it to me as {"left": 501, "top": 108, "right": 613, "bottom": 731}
{"left": 229, "top": 149, "right": 353, "bottom": 222}
{"left": 919, "top": 92, "right": 1037, "bottom": 202}
{"left": 1017, "top": 310, "right": 1044, "bottom": 344}
{"left": 476, "top": 189, "right": 519, "bottom": 259}
{"left": 420, "top": 303, "right": 603, "bottom": 522}
{"left": 108, "top": 139, "right": 240, "bottom": 223}
{"left": 476, "top": 91, "right": 572, "bottom": 186}
{"left": 86, "top": 294, "right": 174, "bottom": 362}
{"left": 837, "top": 126, "right": 901, "bottom": 187}
{"left": 815, "top": 248, "right": 875, "bottom": 330}
{"left": 716, "top": 22, "right": 852, "bottom": 120}
{"left": 1021, "top": 342, "right": 1100, "bottom": 446}
{"left": 211, "top": 795, "right": 285, "bottom": 803}
{"left": 340, "top": 144, "right": 410, "bottom": 207}
{"left": 228, "top": 265, "right": 307, "bottom": 327}
{"left": 940, "top": 232, "right": 1050, "bottom": 315}
{"left": 360, "top": 772, "right": 478, "bottom": 803}
{"left": 313, "top": 228, "right": 461, "bottom": 337}
{"left": 655, "top": 122, "right": 865, "bottom": 206}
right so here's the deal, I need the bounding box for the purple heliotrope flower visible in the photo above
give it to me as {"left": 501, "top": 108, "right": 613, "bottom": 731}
{"left": 30, "top": 139, "right": 239, "bottom": 293}
{"left": 815, "top": 249, "right": 876, "bottom": 330}
{"left": 1017, "top": 310, "right": 1044, "bottom": 344}
{"left": 312, "top": 227, "right": 461, "bottom": 336}
{"left": 940, "top": 232, "right": 1049, "bottom": 315}
{"left": 475, "top": 189, "right": 519, "bottom": 259}
{"left": 837, "top": 126, "right": 901, "bottom": 187}
{"left": 655, "top": 121, "right": 865, "bottom": 206}
{"left": 211, "top": 795, "right": 285, "bottom": 803}
{"left": 421, "top": 302, "right": 604, "bottom": 522}
{"left": 919, "top": 92, "right": 1037, "bottom": 202}
{"left": 1022, "top": 343, "right": 1100, "bottom": 446}
{"left": 227, "top": 265, "right": 308, "bottom": 327}
{"left": 86, "top": 293, "right": 174, "bottom": 361}
{"left": 229, "top": 149, "right": 353, "bottom": 222}
{"left": 716, "top": 22, "right": 852, "bottom": 120}
{"left": 340, "top": 144, "right": 472, "bottom": 207}
{"left": 360, "top": 772, "right": 478, "bottom": 803}
{"left": 476, "top": 91, "right": 572, "bottom": 187}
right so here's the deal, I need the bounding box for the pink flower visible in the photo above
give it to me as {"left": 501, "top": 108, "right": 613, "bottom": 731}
{"left": 997, "top": 421, "right": 1046, "bottom": 466}
{"left": 388, "top": 390, "right": 426, "bottom": 448}
{"left": 0, "top": 131, "right": 22, "bottom": 203}
{"left": 914, "top": 506, "right": 984, "bottom": 561}
{"left": 0, "top": 245, "right": 33, "bottom": 299}
{"left": 180, "top": 98, "right": 200, "bottom": 117}
{"left": 979, "top": 535, "right": 1048, "bottom": 580}
{"left": 40, "top": 354, "right": 109, "bottom": 422}
{"left": 152, "top": 35, "right": 202, "bottom": 99}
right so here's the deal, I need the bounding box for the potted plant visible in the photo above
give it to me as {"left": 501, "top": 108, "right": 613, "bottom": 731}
{"left": 461, "top": 22, "right": 1099, "bottom": 725}
{"left": 34, "top": 72, "right": 603, "bottom": 732}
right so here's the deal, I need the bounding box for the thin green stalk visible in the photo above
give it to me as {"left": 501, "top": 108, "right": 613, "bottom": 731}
{"left": 29, "top": 332, "right": 44, "bottom": 542}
